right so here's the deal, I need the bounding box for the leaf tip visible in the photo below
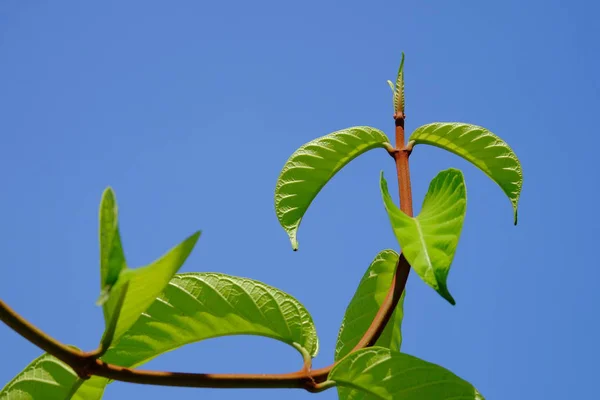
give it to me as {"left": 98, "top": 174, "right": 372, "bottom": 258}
{"left": 190, "top": 230, "right": 202, "bottom": 242}
{"left": 513, "top": 208, "right": 519, "bottom": 225}
{"left": 101, "top": 186, "right": 116, "bottom": 202}
{"left": 439, "top": 285, "right": 456, "bottom": 306}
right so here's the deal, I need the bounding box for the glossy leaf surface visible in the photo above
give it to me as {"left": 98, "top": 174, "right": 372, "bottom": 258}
{"left": 0, "top": 353, "right": 105, "bottom": 400}
{"left": 409, "top": 122, "right": 522, "bottom": 223}
{"left": 335, "top": 250, "right": 406, "bottom": 400}
{"left": 335, "top": 250, "right": 405, "bottom": 361}
{"left": 329, "top": 347, "right": 484, "bottom": 400}
{"left": 97, "top": 187, "right": 126, "bottom": 308}
{"left": 275, "top": 126, "right": 391, "bottom": 250}
{"left": 381, "top": 169, "right": 466, "bottom": 304}
{"left": 103, "top": 231, "right": 201, "bottom": 342}
{"left": 74, "top": 272, "right": 319, "bottom": 398}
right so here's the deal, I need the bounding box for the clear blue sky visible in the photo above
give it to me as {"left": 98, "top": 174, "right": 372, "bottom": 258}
{"left": 0, "top": 1, "right": 598, "bottom": 399}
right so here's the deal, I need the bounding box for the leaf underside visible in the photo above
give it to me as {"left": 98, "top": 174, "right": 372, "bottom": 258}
{"left": 2, "top": 272, "right": 318, "bottom": 400}
{"left": 73, "top": 272, "right": 319, "bottom": 398}
{"left": 0, "top": 353, "right": 104, "bottom": 400}
{"left": 329, "top": 347, "right": 484, "bottom": 400}
{"left": 275, "top": 126, "right": 391, "bottom": 250}
{"left": 409, "top": 122, "right": 522, "bottom": 224}
{"left": 380, "top": 169, "right": 466, "bottom": 305}
{"left": 335, "top": 250, "right": 406, "bottom": 400}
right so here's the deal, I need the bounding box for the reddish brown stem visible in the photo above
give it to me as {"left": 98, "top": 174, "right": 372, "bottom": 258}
{"left": 0, "top": 115, "right": 413, "bottom": 392}
{"left": 394, "top": 114, "right": 413, "bottom": 217}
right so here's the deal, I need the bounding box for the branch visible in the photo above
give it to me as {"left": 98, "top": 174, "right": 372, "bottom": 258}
{"left": 0, "top": 114, "right": 413, "bottom": 393}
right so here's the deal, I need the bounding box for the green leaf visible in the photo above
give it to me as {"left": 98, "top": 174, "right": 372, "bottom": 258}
{"left": 393, "top": 52, "right": 405, "bottom": 114}
{"left": 409, "top": 122, "right": 522, "bottom": 224}
{"left": 380, "top": 169, "right": 466, "bottom": 305}
{"left": 98, "top": 282, "right": 129, "bottom": 354}
{"left": 329, "top": 347, "right": 484, "bottom": 400}
{"left": 73, "top": 272, "right": 319, "bottom": 398}
{"left": 97, "top": 187, "right": 127, "bottom": 307}
{"left": 0, "top": 353, "right": 106, "bottom": 400}
{"left": 386, "top": 80, "right": 395, "bottom": 93}
{"left": 335, "top": 250, "right": 406, "bottom": 400}
{"left": 103, "top": 231, "right": 201, "bottom": 342}
{"left": 335, "top": 250, "right": 405, "bottom": 361}
{"left": 275, "top": 126, "right": 391, "bottom": 250}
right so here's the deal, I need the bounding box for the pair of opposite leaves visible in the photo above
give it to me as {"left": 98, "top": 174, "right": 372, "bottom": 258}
{"left": 274, "top": 122, "right": 523, "bottom": 305}
{"left": 1, "top": 126, "right": 521, "bottom": 400}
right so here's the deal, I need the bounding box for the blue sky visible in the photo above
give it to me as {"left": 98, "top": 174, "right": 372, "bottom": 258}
{"left": 1, "top": 1, "right": 598, "bottom": 399}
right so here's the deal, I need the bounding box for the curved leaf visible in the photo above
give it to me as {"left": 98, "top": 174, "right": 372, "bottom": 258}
{"left": 335, "top": 250, "right": 406, "bottom": 400}
{"left": 409, "top": 122, "right": 522, "bottom": 224}
{"left": 0, "top": 353, "right": 105, "bottom": 400}
{"left": 335, "top": 250, "right": 405, "bottom": 361}
{"left": 97, "top": 187, "right": 126, "bottom": 307}
{"left": 275, "top": 126, "right": 391, "bottom": 250}
{"left": 104, "top": 231, "right": 201, "bottom": 342}
{"left": 73, "top": 272, "right": 319, "bottom": 398}
{"left": 381, "top": 169, "right": 466, "bottom": 305}
{"left": 329, "top": 347, "right": 484, "bottom": 400}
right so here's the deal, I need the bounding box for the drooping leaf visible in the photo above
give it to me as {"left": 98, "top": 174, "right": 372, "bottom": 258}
{"left": 335, "top": 250, "right": 405, "bottom": 361}
{"left": 335, "top": 250, "right": 406, "bottom": 400}
{"left": 97, "top": 187, "right": 127, "bottom": 307}
{"left": 380, "top": 169, "right": 466, "bottom": 305}
{"left": 275, "top": 126, "right": 391, "bottom": 250}
{"left": 329, "top": 347, "right": 484, "bottom": 400}
{"left": 409, "top": 122, "right": 522, "bottom": 224}
{"left": 393, "top": 52, "right": 405, "bottom": 114}
{"left": 72, "top": 272, "right": 319, "bottom": 398}
{"left": 0, "top": 353, "right": 106, "bottom": 400}
{"left": 103, "top": 231, "right": 201, "bottom": 342}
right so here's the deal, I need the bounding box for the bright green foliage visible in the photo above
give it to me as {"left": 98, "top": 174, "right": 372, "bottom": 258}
{"left": 329, "top": 347, "right": 484, "bottom": 400}
{"left": 0, "top": 53, "right": 517, "bottom": 400}
{"left": 97, "top": 187, "right": 126, "bottom": 308}
{"left": 335, "top": 250, "right": 406, "bottom": 400}
{"left": 409, "top": 122, "right": 522, "bottom": 224}
{"left": 106, "top": 272, "right": 319, "bottom": 362}
{"left": 3, "top": 272, "right": 318, "bottom": 400}
{"left": 275, "top": 126, "right": 391, "bottom": 250}
{"left": 103, "top": 231, "right": 201, "bottom": 343}
{"left": 75, "top": 272, "right": 319, "bottom": 398}
{"left": 98, "top": 282, "right": 129, "bottom": 354}
{"left": 335, "top": 250, "right": 404, "bottom": 361}
{"left": 392, "top": 52, "right": 405, "bottom": 114}
{"left": 0, "top": 353, "right": 104, "bottom": 400}
{"left": 380, "top": 169, "right": 466, "bottom": 305}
